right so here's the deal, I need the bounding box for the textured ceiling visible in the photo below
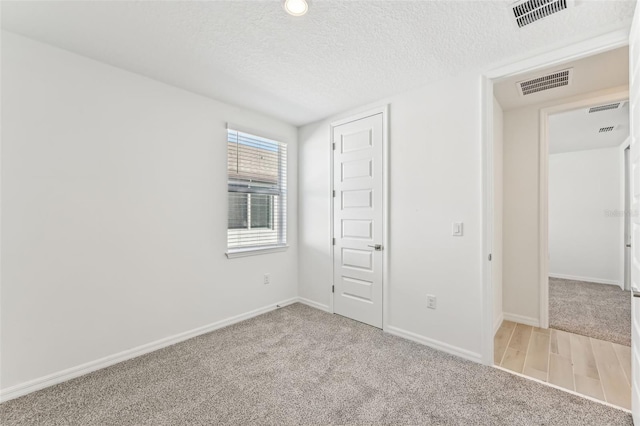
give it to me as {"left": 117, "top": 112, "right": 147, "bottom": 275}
{"left": 549, "top": 101, "right": 629, "bottom": 154}
{"left": 1, "top": 1, "right": 637, "bottom": 126}
{"left": 494, "top": 46, "right": 629, "bottom": 110}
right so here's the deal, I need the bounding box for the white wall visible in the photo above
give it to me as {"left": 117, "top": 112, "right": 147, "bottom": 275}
{"left": 0, "top": 31, "right": 298, "bottom": 391}
{"left": 502, "top": 86, "right": 628, "bottom": 323}
{"left": 503, "top": 102, "right": 540, "bottom": 322}
{"left": 548, "top": 147, "right": 622, "bottom": 285}
{"left": 493, "top": 97, "right": 504, "bottom": 332}
{"left": 299, "top": 72, "right": 484, "bottom": 360}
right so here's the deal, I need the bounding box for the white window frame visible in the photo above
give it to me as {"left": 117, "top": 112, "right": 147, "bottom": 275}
{"left": 225, "top": 124, "right": 288, "bottom": 259}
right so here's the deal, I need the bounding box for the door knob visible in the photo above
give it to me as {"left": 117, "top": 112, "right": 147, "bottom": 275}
{"left": 368, "top": 244, "right": 383, "bottom": 251}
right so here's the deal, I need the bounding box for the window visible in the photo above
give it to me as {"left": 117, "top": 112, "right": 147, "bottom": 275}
{"left": 227, "top": 193, "right": 273, "bottom": 230}
{"left": 227, "top": 128, "right": 287, "bottom": 254}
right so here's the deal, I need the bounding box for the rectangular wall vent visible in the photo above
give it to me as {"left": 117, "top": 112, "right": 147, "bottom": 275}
{"left": 512, "top": 0, "right": 571, "bottom": 28}
{"left": 516, "top": 68, "right": 573, "bottom": 96}
{"left": 599, "top": 126, "right": 615, "bottom": 133}
{"left": 588, "top": 103, "right": 622, "bottom": 113}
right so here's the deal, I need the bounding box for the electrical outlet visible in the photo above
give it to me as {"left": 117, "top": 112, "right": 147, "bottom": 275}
{"left": 427, "top": 294, "right": 437, "bottom": 310}
{"left": 264, "top": 273, "right": 270, "bottom": 285}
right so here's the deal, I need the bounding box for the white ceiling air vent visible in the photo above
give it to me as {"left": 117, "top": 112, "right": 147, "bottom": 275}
{"left": 516, "top": 68, "right": 573, "bottom": 96}
{"left": 588, "top": 102, "right": 622, "bottom": 113}
{"left": 599, "top": 126, "right": 615, "bottom": 133}
{"left": 512, "top": 0, "right": 573, "bottom": 28}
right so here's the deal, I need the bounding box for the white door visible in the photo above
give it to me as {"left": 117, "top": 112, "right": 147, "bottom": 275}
{"left": 332, "top": 112, "right": 384, "bottom": 328}
{"left": 629, "top": 2, "right": 640, "bottom": 422}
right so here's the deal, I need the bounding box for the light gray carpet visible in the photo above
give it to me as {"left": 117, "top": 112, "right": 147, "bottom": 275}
{"left": 0, "top": 304, "right": 631, "bottom": 425}
{"left": 550, "top": 277, "right": 631, "bottom": 347}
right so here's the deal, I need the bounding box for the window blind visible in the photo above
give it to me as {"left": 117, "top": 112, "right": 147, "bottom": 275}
{"left": 227, "top": 129, "right": 287, "bottom": 250}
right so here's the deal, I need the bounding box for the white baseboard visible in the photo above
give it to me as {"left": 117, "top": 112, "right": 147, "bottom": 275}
{"left": 297, "top": 297, "right": 331, "bottom": 312}
{"left": 503, "top": 312, "right": 540, "bottom": 328}
{"left": 0, "top": 296, "right": 299, "bottom": 403}
{"left": 493, "top": 313, "right": 504, "bottom": 336}
{"left": 549, "top": 273, "right": 621, "bottom": 287}
{"left": 0, "top": 298, "right": 484, "bottom": 402}
{"left": 384, "top": 325, "right": 482, "bottom": 364}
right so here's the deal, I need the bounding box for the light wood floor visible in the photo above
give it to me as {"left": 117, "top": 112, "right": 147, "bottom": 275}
{"left": 494, "top": 320, "right": 631, "bottom": 410}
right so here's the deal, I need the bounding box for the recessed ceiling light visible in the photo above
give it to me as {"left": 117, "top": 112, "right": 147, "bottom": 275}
{"left": 283, "top": 0, "right": 308, "bottom": 17}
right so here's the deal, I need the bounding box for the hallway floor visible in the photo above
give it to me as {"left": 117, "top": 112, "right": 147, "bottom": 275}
{"left": 494, "top": 320, "right": 631, "bottom": 410}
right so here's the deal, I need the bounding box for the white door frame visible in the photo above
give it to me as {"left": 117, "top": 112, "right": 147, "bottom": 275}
{"left": 622, "top": 137, "right": 632, "bottom": 292}
{"left": 329, "top": 105, "right": 390, "bottom": 330}
{"left": 538, "top": 91, "right": 630, "bottom": 328}
{"left": 481, "top": 29, "right": 629, "bottom": 365}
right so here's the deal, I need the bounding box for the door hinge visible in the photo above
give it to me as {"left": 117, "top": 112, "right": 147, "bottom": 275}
{"left": 333, "top": 190, "right": 336, "bottom": 197}
{"left": 488, "top": 253, "right": 492, "bottom": 261}
{"left": 332, "top": 237, "right": 336, "bottom": 245}
{"left": 332, "top": 142, "right": 336, "bottom": 150}
{"left": 332, "top": 285, "right": 335, "bottom": 293}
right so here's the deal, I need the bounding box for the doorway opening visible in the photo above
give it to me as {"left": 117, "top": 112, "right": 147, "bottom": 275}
{"left": 485, "top": 42, "right": 632, "bottom": 409}
{"left": 542, "top": 95, "right": 630, "bottom": 345}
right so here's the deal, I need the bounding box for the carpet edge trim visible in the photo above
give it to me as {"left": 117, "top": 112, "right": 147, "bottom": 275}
{"left": 384, "top": 325, "right": 482, "bottom": 363}
{"left": 493, "top": 365, "right": 632, "bottom": 413}
{"left": 0, "top": 296, "right": 299, "bottom": 403}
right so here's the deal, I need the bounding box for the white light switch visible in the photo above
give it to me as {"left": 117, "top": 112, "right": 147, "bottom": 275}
{"left": 452, "top": 222, "right": 463, "bottom": 236}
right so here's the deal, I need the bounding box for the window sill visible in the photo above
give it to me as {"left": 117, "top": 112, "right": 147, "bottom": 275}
{"left": 225, "top": 245, "right": 289, "bottom": 259}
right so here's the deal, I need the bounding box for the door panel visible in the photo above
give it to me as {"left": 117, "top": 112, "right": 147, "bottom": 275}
{"left": 342, "top": 189, "right": 373, "bottom": 208}
{"left": 333, "top": 113, "right": 384, "bottom": 328}
{"left": 629, "top": 2, "right": 640, "bottom": 421}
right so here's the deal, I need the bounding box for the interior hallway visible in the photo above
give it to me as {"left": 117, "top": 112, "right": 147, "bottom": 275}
{"left": 494, "top": 321, "right": 631, "bottom": 410}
